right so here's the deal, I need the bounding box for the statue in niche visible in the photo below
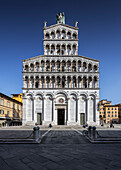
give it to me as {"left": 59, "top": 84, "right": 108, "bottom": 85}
{"left": 56, "top": 12, "right": 65, "bottom": 24}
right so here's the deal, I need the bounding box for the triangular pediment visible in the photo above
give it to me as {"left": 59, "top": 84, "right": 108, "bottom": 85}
{"left": 43, "top": 23, "right": 78, "bottom": 31}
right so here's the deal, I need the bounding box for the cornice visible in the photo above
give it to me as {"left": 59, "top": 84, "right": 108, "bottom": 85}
{"left": 43, "top": 23, "right": 79, "bottom": 30}
{"left": 23, "top": 55, "right": 99, "bottom": 62}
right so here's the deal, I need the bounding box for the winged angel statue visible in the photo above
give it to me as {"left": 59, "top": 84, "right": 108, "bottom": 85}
{"left": 56, "top": 12, "right": 65, "bottom": 24}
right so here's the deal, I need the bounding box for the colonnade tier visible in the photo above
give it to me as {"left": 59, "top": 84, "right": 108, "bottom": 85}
{"left": 43, "top": 44, "right": 78, "bottom": 55}
{"left": 23, "top": 75, "right": 99, "bottom": 89}
{"left": 23, "top": 60, "right": 99, "bottom": 72}
{"left": 44, "top": 30, "right": 78, "bottom": 40}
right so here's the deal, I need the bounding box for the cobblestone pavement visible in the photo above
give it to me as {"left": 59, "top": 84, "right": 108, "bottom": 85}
{"left": 0, "top": 130, "right": 121, "bottom": 170}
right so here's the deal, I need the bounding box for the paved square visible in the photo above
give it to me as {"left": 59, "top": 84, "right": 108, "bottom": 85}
{"left": 0, "top": 130, "right": 121, "bottom": 170}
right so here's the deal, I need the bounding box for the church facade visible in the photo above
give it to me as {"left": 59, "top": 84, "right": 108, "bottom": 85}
{"left": 22, "top": 13, "right": 100, "bottom": 126}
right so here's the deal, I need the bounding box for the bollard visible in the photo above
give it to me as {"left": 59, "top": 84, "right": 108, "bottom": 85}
{"left": 88, "top": 126, "right": 92, "bottom": 138}
{"left": 33, "top": 126, "right": 40, "bottom": 142}
{"left": 92, "top": 126, "right": 97, "bottom": 139}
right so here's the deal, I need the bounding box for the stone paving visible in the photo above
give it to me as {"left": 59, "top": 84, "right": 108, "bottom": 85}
{"left": 0, "top": 130, "right": 46, "bottom": 139}
{"left": 0, "top": 129, "right": 121, "bottom": 169}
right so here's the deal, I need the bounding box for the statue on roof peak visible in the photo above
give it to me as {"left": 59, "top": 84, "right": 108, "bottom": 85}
{"left": 56, "top": 12, "right": 65, "bottom": 24}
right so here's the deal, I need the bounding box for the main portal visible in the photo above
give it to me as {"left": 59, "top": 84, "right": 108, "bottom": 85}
{"left": 58, "top": 109, "right": 65, "bottom": 125}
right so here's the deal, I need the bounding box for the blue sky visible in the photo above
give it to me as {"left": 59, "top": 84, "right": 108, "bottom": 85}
{"left": 0, "top": 0, "right": 121, "bottom": 104}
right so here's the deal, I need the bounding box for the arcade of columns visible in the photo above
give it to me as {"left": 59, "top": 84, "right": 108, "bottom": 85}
{"left": 23, "top": 59, "right": 99, "bottom": 89}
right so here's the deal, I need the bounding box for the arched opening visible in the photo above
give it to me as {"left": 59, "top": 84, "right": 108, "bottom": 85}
{"left": 94, "top": 76, "right": 97, "bottom": 88}
{"left": 41, "top": 60, "right": 45, "bottom": 72}
{"left": 62, "top": 60, "right": 66, "bottom": 72}
{"left": 35, "top": 76, "right": 39, "bottom": 88}
{"left": 88, "top": 77, "right": 92, "bottom": 88}
{"left": 30, "top": 63, "right": 34, "bottom": 71}
{"left": 72, "top": 60, "right": 76, "bottom": 72}
{"left": 30, "top": 76, "right": 34, "bottom": 88}
{"left": 56, "top": 30, "right": 60, "bottom": 39}
{"left": 25, "top": 76, "right": 29, "bottom": 88}
{"left": 62, "top": 44, "right": 66, "bottom": 55}
{"left": 46, "top": 76, "right": 50, "bottom": 88}
{"left": 67, "top": 60, "right": 71, "bottom": 72}
{"left": 94, "top": 65, "right": 98, "bottom": 72}
{"left": 83, "top": 62, "right": 87, "bottom": 72}
{"left": 62, "top": 30, "right": 66, "bottom": 39}
{"left": 67, "top": 76, "right": 71, "bottom": 88}
{"left": 72, "top": 33, "right": 77, "bottom": 39}
{"left": 67, "top": 32, "right": 71, "bottom": 39}
{"left": 57, "top": 76, "right": 60, "bottom": 88}
{"left": 62, "top": 76, "right": 65, "bottom": 88}
{"left": 67, "top": 44, "right": 71, "bottom": 55}
{"left": 45, "top": 33, "right": 49, "bottom": 39}
{"left": 72, "top": 44, "right": 76, "bottom": 55}
{"left": 88, "top": 64, "right": 92, "bottom": 72}
{"left": 51, "top": 31, "right": 55, "bottom": 39}
{"left": 25, "top": 65, "right": 29, "bottom": 72}
{"left": 46, "top": 60, "right": 50, "bottom": 71}
{"left": 51, "top": 44, "right": 55, "bottom": 55}
{"left": 56, "top": 44, "right": 61, "bottom": 55}
{"left": 51, "top": 60, "right": 55, "bottom": 71}
{"left": 35, "top": 62, "right": 39, "bottom": 71}
{"left": 78, "top": 76, "right": 82, "bottom": 88}
{"left": 78, "top": 60, "right": 81, "bottom": 72}
{"left": 56, "top": 60, "right": 60, "bottom": 72}
{"left": 83, "top": 77, "right": 87, "bottom": 88}
{"left": 46, "top": 44, "right": 50, "bottom": 55}
{"left": 41, "top": 76, "right": 44, "bottom": 88}
{"left": 73, "top": 76, "right": 76, "bottom": 88}
{"left": 52, "top": 76, "right": 55, "bottom": 88}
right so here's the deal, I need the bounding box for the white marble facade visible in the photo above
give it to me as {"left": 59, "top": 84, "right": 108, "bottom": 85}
{"left": 22, "top": 14, "right": 100, "bottom": 126}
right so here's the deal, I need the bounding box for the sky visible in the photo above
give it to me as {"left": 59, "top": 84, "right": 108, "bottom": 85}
{"left": 0, "top": 0, "right": 121, "bottom": 104}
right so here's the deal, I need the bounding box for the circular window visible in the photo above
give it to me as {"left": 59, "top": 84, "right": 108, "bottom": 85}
{"left": 59, "top": 98, "right": 64, "bottom": 103}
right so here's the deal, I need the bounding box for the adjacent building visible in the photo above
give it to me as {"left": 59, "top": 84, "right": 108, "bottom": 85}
{"left": 115, "top": 103, "right": 121, "bottom": 123}
{"left": 99, "top": 99, "right": 119, "bottom": 124}
{"left": 0, "top": 92, "right": 23, "bottom": 126}
{"left": 22, "top": 13, "right": 100, "bottom": 126}
{"left": 11, "top": 93, "right": 23, "bottom": 103}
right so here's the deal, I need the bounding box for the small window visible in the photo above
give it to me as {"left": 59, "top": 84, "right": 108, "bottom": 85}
{"left": 108, "top": 115, "right": 110, "bottom": 117}
{"left": 17, "top": 105, "right": 19, "bottom": 110}
{"left": 0, "top": 110, "right": 4, "bottom": 114}
{"left": 7, "top": 111, "right": 9, "bottom": 116}
{"left": 7, "top": 102, "right": 10, "bottom": 107}
{"left": 112, "top": 111, "right": 113, "bottom": 113}
{"left": 115, "top": 111, "right": 117, "bottom": 113}
{"left": 17, "top": 113, "right": 19, "bottom": 118}
{"left": 13, "top": 104, "right": 15, "bottom": 109}
{"left": 108, "top": 108, "right": 110, "bottom": 110}
{"left": 112, "top": 115, "right": 113, "bottom": 117}
{"left": 115, "top": 115, "right": 117, "bottom": 117}
{"left": 115, "top": 108, "right": 117, "bottom": 110}
{"left": 112, "top": 108, "right": 113, "bottom": 110}
{"left": 1, "top": 99, "right": 4, "bottom": 105}
{"left": 13, "top": 112, "right": 15, "bottom": 117}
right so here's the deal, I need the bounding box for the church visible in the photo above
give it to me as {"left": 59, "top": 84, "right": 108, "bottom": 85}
{"left": 22, "top": 13, "right": 100, "bottom": 126}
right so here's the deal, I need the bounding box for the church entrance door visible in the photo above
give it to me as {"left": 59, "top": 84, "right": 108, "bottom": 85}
{"left": 58, "top": 109, "right": 65, "bottom": 125}
{"left": 37, "top": 113, "right": 42, "bottom": 125}
{"left": 80, "top": 113, "right": 85, "bottom": 125}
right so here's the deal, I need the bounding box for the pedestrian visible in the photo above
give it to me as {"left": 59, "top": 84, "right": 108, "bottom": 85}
{"left": 48, "top": 123, "right": 52, "bottom": 128}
